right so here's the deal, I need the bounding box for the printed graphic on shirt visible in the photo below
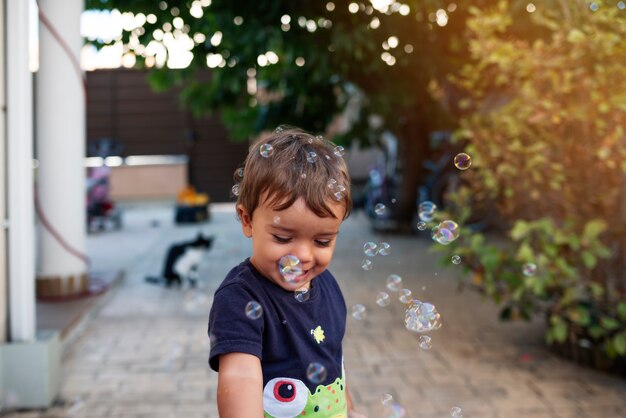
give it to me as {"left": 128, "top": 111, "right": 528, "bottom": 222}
{"left": 310, "top": 325, "right": 325, "bottom": 344}
{"left": 263, "top": 375, "right": 347, "bottom": 418}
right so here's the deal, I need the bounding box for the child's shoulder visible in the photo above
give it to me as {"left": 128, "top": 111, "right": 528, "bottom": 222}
{"left": 216, "top": 259, "right": 257, "bottom": 291}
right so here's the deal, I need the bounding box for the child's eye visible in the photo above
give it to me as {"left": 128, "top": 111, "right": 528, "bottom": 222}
{"left": 315, "top": 240, "right": 332, "bottom": 247}
{"left": 272, "top": 235, "right": 291, "bottom": 244}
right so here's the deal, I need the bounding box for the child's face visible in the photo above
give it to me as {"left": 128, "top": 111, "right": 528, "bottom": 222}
{"left": 237, "top": 196, "right": 345, "bottom": 292}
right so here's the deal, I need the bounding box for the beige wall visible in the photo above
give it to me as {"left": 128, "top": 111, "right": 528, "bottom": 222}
{"left": 109, "top": 164, "right": 187, "bottom": 201}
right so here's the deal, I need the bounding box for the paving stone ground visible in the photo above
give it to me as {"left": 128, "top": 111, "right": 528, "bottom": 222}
{"left": 4, "top": 202, "right": 626, "bottom": 418}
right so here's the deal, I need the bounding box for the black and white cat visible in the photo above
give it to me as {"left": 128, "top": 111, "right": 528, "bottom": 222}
{"left": 145, "top": 233, "right": 215, "bottom": 287}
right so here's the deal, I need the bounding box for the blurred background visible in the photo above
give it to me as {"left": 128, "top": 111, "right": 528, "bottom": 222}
{"left": 0, "top": 0, "right": 625, "bottom": 417}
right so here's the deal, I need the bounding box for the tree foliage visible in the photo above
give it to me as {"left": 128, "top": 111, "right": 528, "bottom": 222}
{"left": 83, "top": 0, "right": 521, "bottom": 220}
{"left": 433, "top": 0, "right": 626, "bottom": 362}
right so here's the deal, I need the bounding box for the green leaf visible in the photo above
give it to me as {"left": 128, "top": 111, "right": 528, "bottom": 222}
{"left": 510, "top": 220, "right": 529, "bottom": 241}
{"left": 588, "top": 325, "right": 606, "bottom": 339}
{"left": 581, "top": 251, "right": 597, "bottom": 269}
{"left": 516, "top": 242, "right": 534, "bottom": 261}
{"left": 583, "top": 219, "right": 607, "bottom": 241}
{"left": 600, "top": 316, "right": 620, "bottom": 331}
{"left": 551, "top": 320, "right": 568, "bottom": 343}
{"left": 617, "top": 302, "right": 626, "bottom": 321}
{"left": 613, "top": 333, "right": 626, "bottom": 356}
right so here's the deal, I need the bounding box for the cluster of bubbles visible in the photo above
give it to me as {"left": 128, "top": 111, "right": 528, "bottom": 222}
{"left": 453, "top": 152, "right": 472, "bottom": 170}
{"left": 279, "top": 254, "right": 304, "bottom": 283}
{"left": 306, "top": 362, "right": 328, "bottom": 384}
{"left": 334, "top": 145, "right": 345, "bottom": 157}
{"left": 361, "top": 240, "right": 391, "bottom": 270}
{"left": 327, "top": 178, "right": 347, "bottom": 201}
{"left": 405, "top": 300, "right": 442, "bottom": 334}
{"left": 431, "top": 220, "right": 460, "bottom": 245}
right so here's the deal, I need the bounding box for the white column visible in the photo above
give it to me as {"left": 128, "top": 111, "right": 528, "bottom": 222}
{"left": 7, "top": 0, "right": 36, "bottom": 342}
{"left": 36, "top": 0, "right": 87, "bottom": 295}
{"left": 0, "top": 0, "right": 8, "bottom": 343}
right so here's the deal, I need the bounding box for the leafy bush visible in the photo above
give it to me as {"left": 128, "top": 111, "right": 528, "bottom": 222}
{"left": 432, "top": 1, "right": 626, "bottom": 360}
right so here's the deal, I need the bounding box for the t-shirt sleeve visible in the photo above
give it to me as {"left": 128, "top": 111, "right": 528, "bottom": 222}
{"left": 208, "top": 282, "right": 265, "bottom": 371}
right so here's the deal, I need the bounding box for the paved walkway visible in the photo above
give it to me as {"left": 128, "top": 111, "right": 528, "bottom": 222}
{"left": 5, "top": 202, "right": 626, "bottom": 418}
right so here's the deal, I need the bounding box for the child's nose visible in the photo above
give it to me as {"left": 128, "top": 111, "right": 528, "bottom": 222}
{"left": 293, "top": 243, "right": 313, "bottom": 265}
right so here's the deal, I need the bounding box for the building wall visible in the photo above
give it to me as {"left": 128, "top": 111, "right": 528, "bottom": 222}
{"left": 86, "top": 69, "right": 248, "bottom": 202}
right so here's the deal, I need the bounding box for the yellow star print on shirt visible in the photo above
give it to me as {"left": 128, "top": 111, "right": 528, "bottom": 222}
{"left": 310, "top": 325, "right": 325, "bottom": 343}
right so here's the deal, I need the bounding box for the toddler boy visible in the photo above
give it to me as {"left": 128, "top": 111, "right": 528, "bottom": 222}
{"left": 208, "top": 128, "right": 366, "bottom": 417}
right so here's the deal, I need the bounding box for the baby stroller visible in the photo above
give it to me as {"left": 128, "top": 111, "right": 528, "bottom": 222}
{"left": 87, "top": 166, "right": 122, "bottom": 231}
{"left": 86, "top": 139, "right": 123, "bottom": 231}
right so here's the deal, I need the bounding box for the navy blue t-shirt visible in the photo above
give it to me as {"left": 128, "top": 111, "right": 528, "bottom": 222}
{"left": 208, "top": 259, "right": 348, "bottom": 417}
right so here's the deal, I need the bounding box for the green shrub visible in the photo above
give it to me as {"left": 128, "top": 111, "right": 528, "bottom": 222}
{"left": 433, "top": 0, "right": 626, "bottom": 359}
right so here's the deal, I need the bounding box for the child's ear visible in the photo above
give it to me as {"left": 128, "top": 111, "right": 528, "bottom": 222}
{"left": 237, "top": 204, "right": 253, "bottom": 238}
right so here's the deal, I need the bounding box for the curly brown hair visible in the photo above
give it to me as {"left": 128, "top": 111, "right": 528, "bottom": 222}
{"left": 234, "top": 127, "right": 352, "bottom": 220}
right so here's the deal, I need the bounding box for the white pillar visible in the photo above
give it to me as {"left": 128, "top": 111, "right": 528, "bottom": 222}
{"left": 35, "top": 0, "right": 87, "bottom": 297}
{"left": 0, "top": 0, "right": 8, "bottom": 343}
{"left": 7, "top": 0, "right": 36, "bottom": 342}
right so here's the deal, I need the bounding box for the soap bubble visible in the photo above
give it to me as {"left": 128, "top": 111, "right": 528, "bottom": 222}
{"left": 384, "top": 401, "right": 406, "bottom": 418}
{"left": 307, "top": 151, "right": 318, "bottom": 163}
{"left": 452, "top": 255, "right": 461, "bottom": 265}
{"left": 376, "top": 291, "right": 390, "bottom": 307}
{"left": 522, "top": 262, "right": 537, "bottom": 277}
{"left": 273, "top": 216, "right": 281, "bottom": 224}
{"left": 259, "top": 143, "right": 274, "bottom": 158}
{"left": 236, "top": 167, "right": 244, "bottom": 178}
{"left": 399, "top": 289, "right": 413, "bottom": 304}
{"left": 418, "top": 335, "right": 432, "bottom": 350}
{"left": 453, "top": 152, "right": 472, "bottom": 170}
{"left": 306, "top": 362, "right": 327, "bottom": 384}
{"left": 405, "top": 302, "right": 442, "bottom": 333}
{"left": 352, "top": 304, "right": 366, "bottom": 320}
{"left": 294, "top": 289, "right": 310, "bottom": 302}
{"left": 279, "top": 255, "right": 303, "bottom": 283}
{"left": 451, "top": 406, "right": 463, "bottom": 418}
{"left": 417, "top": 221, "right": 427, "bottom": 231}
{"left": 333, "top": 145, "right": 345, "bottom": 157}
{"left": 245, "top": 301, "right": 263, "bottom": 320}
{"left": 374, "top": 203, "right": 387, "bottom": 216}
{"left": 377, "top": 242, "right": 391, "bottom": 256}
{"left": 381, "top": 393, "right": 393, "bottom": 405}
{"left": 386, "top": 274, "right": 403, "bottom": 292}
{"left": 418, "top": 201, "right": 437, "bottom": 222}
{"left": 363, "top": 241, "right": 378, "bottom": 257}
{"left": 431, "top": 220, "right": 460, "bottom": 245}
{"left": 361, "top": 259, "right": 373, "bottom": 270}
{"left": 231, "top": 183, "right": 241, "bottom": 196}
{"left": 275, "top": 126, "right": 285, "bottom": 133}
{"left": 328, "top": 178, "right": 337, "bottom": 189}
